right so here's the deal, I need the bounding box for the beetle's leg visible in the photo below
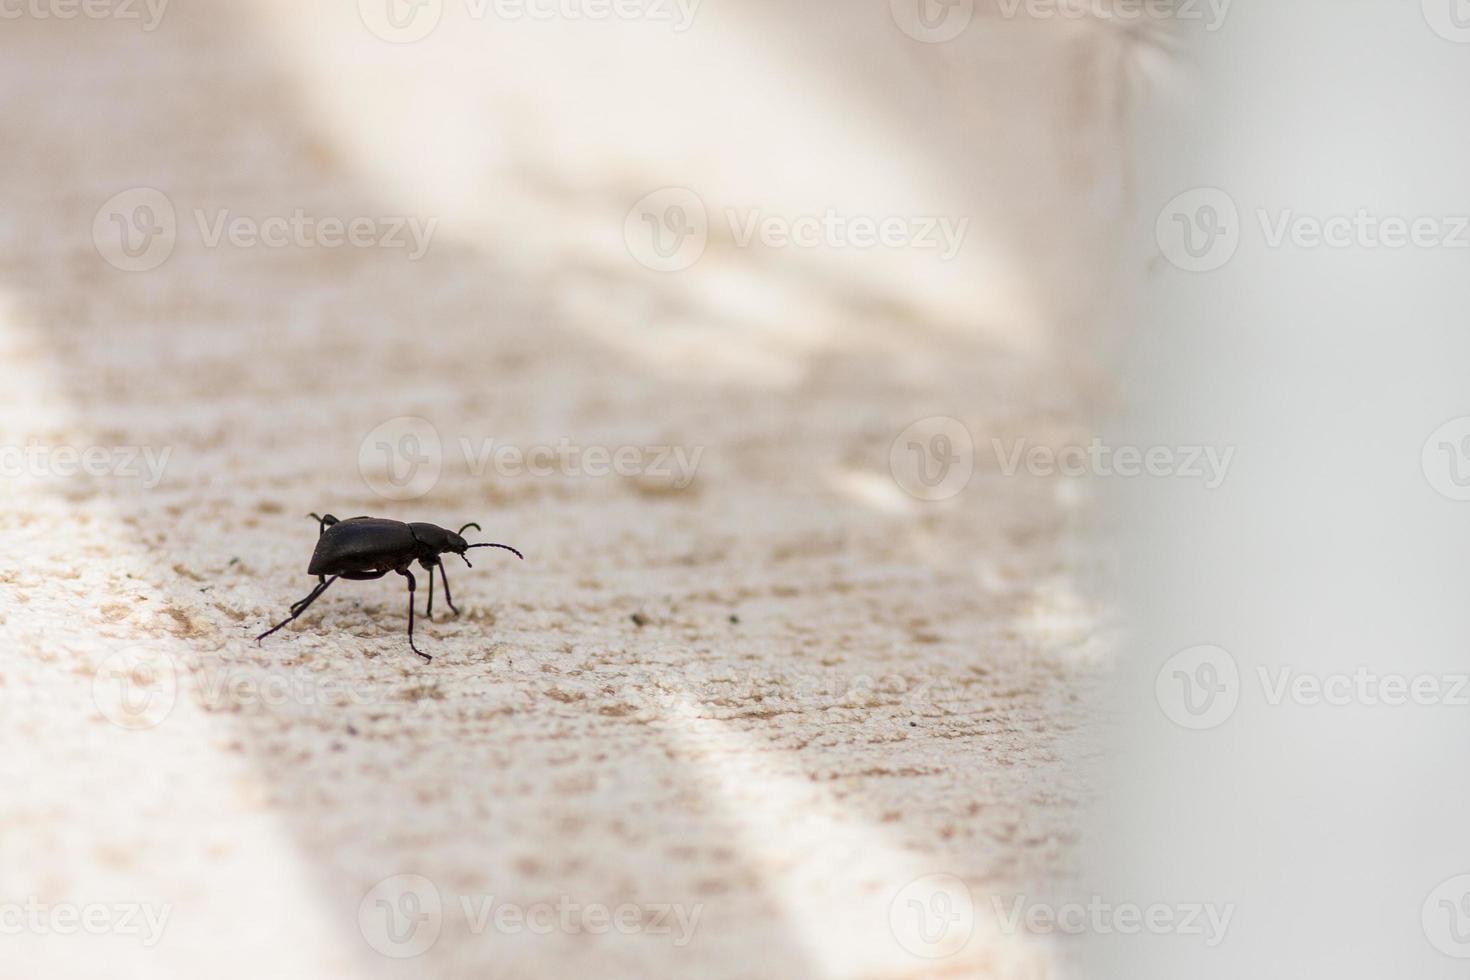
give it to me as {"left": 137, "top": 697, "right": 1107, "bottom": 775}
{"left": 289, "top": 576, "right": 328, "bottom": 614}
{"left": 425, "top": 561, "right": 435, "bottom": 620}
{"left": 437, "top": 560, "right": 460, "bottom": 617}
{"left": 257, "top": 576, "right": 339, "bottom": 644}
{"left": 399, "top": 569, "right": 430, "bottom": 662}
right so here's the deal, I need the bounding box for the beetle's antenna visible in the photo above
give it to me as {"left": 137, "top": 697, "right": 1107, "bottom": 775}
{"left": 457, "top": 522, "right": 482, "bottom": 536}
{"left": 460, "top": 542, "right": 524, "bottom": 568}
{"left": 466, "top": 543, "right": 523, "bottom": 558}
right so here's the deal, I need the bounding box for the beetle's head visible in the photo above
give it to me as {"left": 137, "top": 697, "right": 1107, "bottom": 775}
{"left": 448, "top": 522, "right": 525, "bottom": 568}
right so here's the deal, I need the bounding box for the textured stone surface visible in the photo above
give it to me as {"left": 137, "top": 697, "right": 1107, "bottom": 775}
{"left": 0, "top": 5, "right": 1130, "bottom": 977}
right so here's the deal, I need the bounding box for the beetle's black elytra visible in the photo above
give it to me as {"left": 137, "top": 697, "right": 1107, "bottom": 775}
{"left": 256, "top": 513, "right": 523, "bottom": 662}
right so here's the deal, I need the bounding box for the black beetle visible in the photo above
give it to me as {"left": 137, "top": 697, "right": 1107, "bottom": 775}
{"left": 256, "top": 513, "right": 523, "bottom": 662}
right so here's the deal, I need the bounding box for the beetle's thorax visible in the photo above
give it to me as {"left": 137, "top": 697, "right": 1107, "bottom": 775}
{"left": 406, "top": 522, "right": 466, "bottom": 557}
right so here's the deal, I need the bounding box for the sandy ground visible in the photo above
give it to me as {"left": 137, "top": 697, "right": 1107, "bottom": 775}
{"left": 0, "top": 4, "right": 1135, "bottom": 977}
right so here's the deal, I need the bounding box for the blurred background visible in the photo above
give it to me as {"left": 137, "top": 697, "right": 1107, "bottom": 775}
{"left": 4, "top": 1, "right": 1462, "bottom": 978}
